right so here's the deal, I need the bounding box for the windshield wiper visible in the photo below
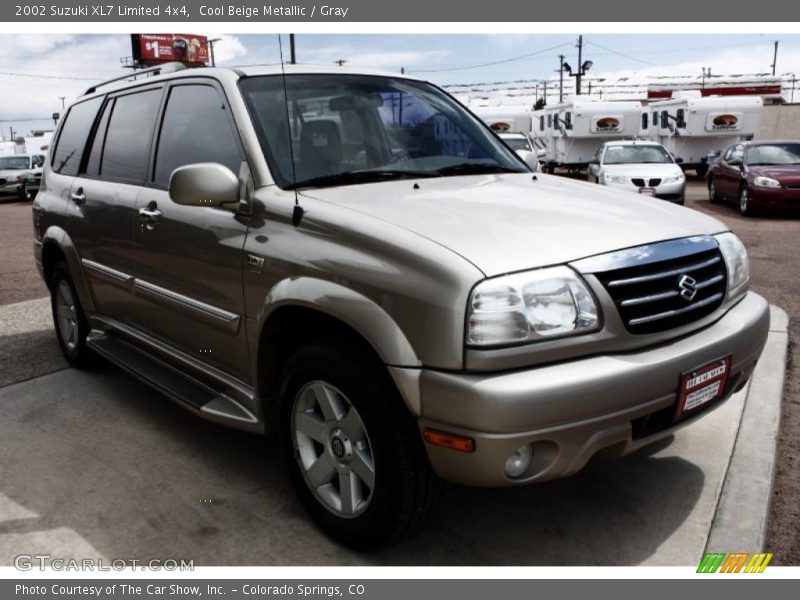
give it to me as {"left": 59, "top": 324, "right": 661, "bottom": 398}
{"left": 287, "top": 169, "right": 438, "bottom": 190}
{"left": 434, "top": 163, "right": 524, "bottom": 176}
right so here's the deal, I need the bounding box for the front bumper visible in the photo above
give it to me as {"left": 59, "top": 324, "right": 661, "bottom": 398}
{"left": 749, "top": 186, "right": 800, "bottom": 210}
{"left": 604, "top": 180, "right": 686, "bottom": 203}
{"left": 417, "top": 292, "right": 770, "bottom": 487}
{"left": 0, "top": 181, "right": 21, "bottom": 197}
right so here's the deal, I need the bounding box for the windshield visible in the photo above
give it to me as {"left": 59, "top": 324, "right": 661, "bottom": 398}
{"left": 240, "top": 74, "right": 527, "bottom": 189}
{"left": 0, "top": 156, "right": 30, "bottom": 170}
{"left": 603, "top": 145, "right": 672, "bottom": 165}
{"left": 746, "top": 143, "right": 800, "bottom": 166}
{"left": 501, "top": 137, "right": 531, "bottom": 152}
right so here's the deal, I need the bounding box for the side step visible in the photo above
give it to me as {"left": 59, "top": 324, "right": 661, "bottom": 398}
{"left": 87, "top": 331, "right": 261, "bottom": 432}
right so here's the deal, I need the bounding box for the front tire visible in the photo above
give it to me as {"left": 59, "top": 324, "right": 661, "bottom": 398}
{"left": 279, "top": 340, "right": 439, "bottom": 549}
{"left": 50, "top": 262, "right": 94, "bottom": 367}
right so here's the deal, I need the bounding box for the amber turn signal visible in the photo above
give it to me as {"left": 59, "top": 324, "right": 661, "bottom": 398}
{"left": 422, "top": 428, "right": 475, "bottom": 453}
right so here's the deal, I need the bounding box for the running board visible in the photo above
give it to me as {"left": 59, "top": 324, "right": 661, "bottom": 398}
{"left": 87, "top": 331, "right": 261, "bottom": 433}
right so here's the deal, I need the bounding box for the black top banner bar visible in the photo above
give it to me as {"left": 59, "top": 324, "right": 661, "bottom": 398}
{"left": 4, "top": 0, "right": 800, "bottom": 22}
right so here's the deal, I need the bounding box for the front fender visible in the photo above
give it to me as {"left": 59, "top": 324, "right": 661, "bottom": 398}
{"left": 256, "top": 276, "right": 422, "bottom": 368}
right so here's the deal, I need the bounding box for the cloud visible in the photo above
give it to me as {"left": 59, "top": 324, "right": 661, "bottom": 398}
{"left": 211, "top": 35, "right": 247, "bottom": 64}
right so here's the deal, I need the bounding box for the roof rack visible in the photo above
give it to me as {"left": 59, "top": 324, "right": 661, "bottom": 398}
{"left": 83, "top": 62, "right": 189, "bottom": 96}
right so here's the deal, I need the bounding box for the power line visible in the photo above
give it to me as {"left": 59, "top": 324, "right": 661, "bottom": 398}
{"left": 584, "top": 40, "right": 697, "bottom": 74}
{"left": 409, "top": 42, "right": 572, "bottom": 74}
{"left": 0, "top": 70, "right": 96, "bottom": 81}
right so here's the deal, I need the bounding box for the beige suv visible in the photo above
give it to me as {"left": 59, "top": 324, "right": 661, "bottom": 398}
{"left": 33, "top": 63, "right": 769, "bottom": 549}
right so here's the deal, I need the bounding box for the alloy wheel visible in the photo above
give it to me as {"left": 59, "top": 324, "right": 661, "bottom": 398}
{"left": 55, "top": 280, "right": 79, "bottom": 351}
{"left": 292, "top": 381, "right": 376, "bottom": 518}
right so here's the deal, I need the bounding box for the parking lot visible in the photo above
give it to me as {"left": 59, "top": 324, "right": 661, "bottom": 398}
{"left": 0, "top": 176, "right": 797, "bottom": 564}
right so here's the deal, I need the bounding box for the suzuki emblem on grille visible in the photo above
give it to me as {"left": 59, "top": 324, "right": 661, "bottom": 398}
{"left": 678, "top": 274, "right": 698, "bottom": 301}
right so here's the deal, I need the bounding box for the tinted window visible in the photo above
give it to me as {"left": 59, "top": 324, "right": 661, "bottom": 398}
{"left": 51, "top": 97, "right": 103, "bottom": 176}
{"left": 539, "top": 115, "right": 544, "bottom": 131}
{"left": 100, "top": 89, "right": 162, "bottom": 181}
{"left": 564, "top": 112, "right": 572, "bottom": 130}
{"left": 676, "top": 108, "right": 686, "bottom": 129}
{"left": 641, "top": 113, "right": 648, "bottom": 129}
{"left": 154, "top": 85, "right": 243, "bottom": 187}
{"left": 85, "top": 99, "right": 113, "bottom": 177}
{"left": 660, "top": 110, "right": 669, "bottom": 128}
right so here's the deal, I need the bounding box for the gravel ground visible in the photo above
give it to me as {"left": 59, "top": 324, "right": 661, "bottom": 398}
{"left": 0, "top": 179, "right": 797, "bottom": 563}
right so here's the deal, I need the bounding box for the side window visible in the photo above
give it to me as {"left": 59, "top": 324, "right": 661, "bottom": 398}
{"left": 153, "top": 85, "right": 243, "bottom": 187}
{"left": 539, "top": 115, "right": 544, "bottom": 132}
{"left": 652, "top": 111, "right": 658, "bottom": 127}
{"left": 51, "top": 96, "right": 103, "bottom": 176}
{"left": 660, "top": 110, "right": 669, "bottom": 129}
{"left": 100, "top": 89, "right": 162, "bottom": 182}
{"left": 564, "top": 112, "right": 572, "bottom": 130}
{"left": 730, "top": 145, "right": 744, "bottom": 163}
{"left": 723, "top": 147, "right": 734, "bottom": 162}
{"left": 85, "top": 99, "right": 114, "bottom": 177}
{"left": 553, "top": 114, "right": 560, "bottom": 129}
{"left": 641, "top": 113, "right": 648, "bottom": 129}
{"left": 676, "top": 108, "right": 686, "bottom": 129}
{"left": 547, "top": 114, "right": 552, "bottom": 129}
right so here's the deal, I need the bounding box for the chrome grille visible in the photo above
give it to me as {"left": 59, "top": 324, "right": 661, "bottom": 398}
{"left": 587, "top": 241, "right": 728, "bottom": 335}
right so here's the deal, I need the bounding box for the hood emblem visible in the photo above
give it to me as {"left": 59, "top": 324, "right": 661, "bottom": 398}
{"left": 678, "top": 274, "right": 698, "bottom": 301}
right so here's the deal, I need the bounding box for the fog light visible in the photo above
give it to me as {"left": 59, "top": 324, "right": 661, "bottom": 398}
{"left": 504, "top": 444, "right": 533, "bottom": 479}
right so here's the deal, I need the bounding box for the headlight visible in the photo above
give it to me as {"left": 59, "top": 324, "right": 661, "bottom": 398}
{"left": 715, "top": 232, "right": 749, "bottom": 295}
{"left": 753, "top": 176, "right": 781, "bottom": 188}
{"left": 467, "top": 266, "right": 600, "bottom": 347}
{"left": 661, "top": 173, "right": 685, "bottom": 184}
{"left": 603, "top": 174, "right": 628, "bottom": 184}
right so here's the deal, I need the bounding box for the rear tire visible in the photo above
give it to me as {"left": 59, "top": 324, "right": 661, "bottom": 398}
{"left": 279, "top": 339, "right": 440, "bottom": 549}
{"left": 50, "top": 262, "right": 95, "bottom": 368}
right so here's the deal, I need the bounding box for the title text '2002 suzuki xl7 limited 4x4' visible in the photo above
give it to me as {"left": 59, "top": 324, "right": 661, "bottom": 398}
{"left": 33, "top": 62, "right": 769, "bottom": 549}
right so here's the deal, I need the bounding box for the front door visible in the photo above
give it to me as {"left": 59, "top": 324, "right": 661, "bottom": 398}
{"left": 131, "top": 81, "right": 251, "bottom": 383}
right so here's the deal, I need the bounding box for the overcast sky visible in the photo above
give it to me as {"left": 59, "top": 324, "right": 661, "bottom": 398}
{"left": 3, "top": 33, "right": 800, "bottom": 139}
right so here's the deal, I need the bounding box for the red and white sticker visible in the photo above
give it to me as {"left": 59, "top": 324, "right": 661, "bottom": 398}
{"left": 676, "top": 356, "right": 732, "bottom": 420}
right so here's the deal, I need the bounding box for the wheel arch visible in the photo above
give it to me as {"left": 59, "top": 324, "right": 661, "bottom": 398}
{"left": 254, "top": 277, "right": 423, "bottom": 430}
{"left": 39, "top": 226, "right": 95, "bottom": 313}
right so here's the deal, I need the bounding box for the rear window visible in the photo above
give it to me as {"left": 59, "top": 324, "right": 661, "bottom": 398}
{"left": 51, "top": 97, "right": 103, "bottom": 176}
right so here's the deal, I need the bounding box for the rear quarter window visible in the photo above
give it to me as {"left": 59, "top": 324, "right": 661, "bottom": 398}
{"left": 51, "top": 96, "right": 103, "bottom": 176}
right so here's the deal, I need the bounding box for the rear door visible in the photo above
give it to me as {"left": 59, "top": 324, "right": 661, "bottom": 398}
{"left": 130, "top": 80, "right": 251, "bottom": 382}
{"left": 67, "top": 86, "right": 164, "bottom": 324}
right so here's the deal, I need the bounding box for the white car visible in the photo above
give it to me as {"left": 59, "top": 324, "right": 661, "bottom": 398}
{"left": 588, "top": 140, "right": 686, "bottom": 204}
{"left": 498, "top": 132, "right": 543, "bottom": 172}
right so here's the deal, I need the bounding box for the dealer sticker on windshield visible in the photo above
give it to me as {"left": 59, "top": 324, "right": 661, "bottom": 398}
{"left": 675, "top": 356, "right": 732, "bottom": 420}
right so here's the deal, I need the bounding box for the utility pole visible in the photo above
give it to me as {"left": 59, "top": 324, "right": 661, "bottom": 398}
{"left": 576, "top": 35, "right": 583, "bottom": 95}
{"left": 290, "top": 34, "right": 296, "bottom": 64}
{"left": 208, "top": 38, "right": 221, "bottom": 67}
{"left": 558, "top": 54, "right": 565, "bottom": 102}
{"left": 772, "top": 40, "right": 779, "bottom": 76}
{"left": 792, "top": 74, "right": 796, "bottom": 103}
{"left": 543, "top": 80, "right": 548, "bottom": 106}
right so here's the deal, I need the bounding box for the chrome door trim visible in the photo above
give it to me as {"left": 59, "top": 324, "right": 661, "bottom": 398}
{"left": 82, "top": 258, "right": 134, "bottom": 288}
{"left": 133, "top": 278, "right": 241, "bottom": 335}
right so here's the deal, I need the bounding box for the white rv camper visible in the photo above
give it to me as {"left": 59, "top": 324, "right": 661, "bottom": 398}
{"left": 533, "top": 100, "right": 644, "bottom": 171}
{"left": 642, "top": 93, "right": 763, "bottom": 176}
{"left": 473, "top": 106, "right": 546, "bottom": 163}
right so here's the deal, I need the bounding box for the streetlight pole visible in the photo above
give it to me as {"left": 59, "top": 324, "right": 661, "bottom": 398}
{"left": 559, "top": 54, "right": 565, "bottom": 102}
{"left": 290, "top": 33, "right": 296, "bottom": 64}
{"left": 208, "top": 38, "right": 221, "bottom": 67}
{"left": 772, "top": 40, "right": 779, "bottom": 77}
{"left": 576, "top": 35, "right": 583, "bottom": 95}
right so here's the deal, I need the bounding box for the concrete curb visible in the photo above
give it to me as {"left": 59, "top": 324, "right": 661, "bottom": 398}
{"left": 705, "top": 304, "right": 788, "bottom": 553}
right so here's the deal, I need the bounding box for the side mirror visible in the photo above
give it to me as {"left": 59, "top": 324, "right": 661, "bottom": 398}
{"left": 516, "top": 149, "right": 540, "bottom": 171}
{"left": 728, "top": 157, "right": 742, "bottom": 167}
{"left": 536, "top": 148, "right": 546, "bottom": 159}
{"left": 169, "top": 163, "right": 239, "bottom": 208}
{"left": 588, "top": 158, "right": 599, "bottom": 166}
{"left": 674, "top": 157, "right": 684, "bottom": 164}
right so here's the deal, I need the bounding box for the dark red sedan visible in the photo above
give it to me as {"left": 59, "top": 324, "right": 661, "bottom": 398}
{"left": 707, "top": 140, "right": 800, "bottom": 215}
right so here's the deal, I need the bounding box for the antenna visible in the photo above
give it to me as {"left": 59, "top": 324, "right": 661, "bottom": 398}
{"left": 278, "top": 34, "right": 304, "bottom": 227}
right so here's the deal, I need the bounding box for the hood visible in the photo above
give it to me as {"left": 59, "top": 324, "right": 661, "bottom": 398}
{"left": 602, "top": 163, "right": 683, "bottom": 177}
{"left": 301, "top": 173, "right": 727, "bottom": 277}
{"left": 747, "top": 164, "right": 800, "bottom": 184}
